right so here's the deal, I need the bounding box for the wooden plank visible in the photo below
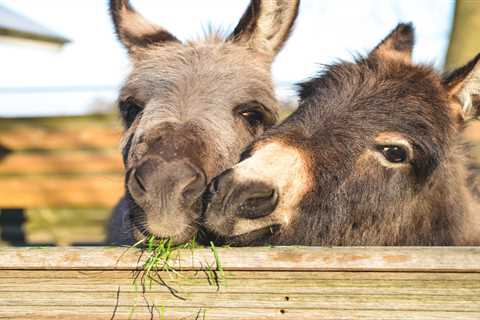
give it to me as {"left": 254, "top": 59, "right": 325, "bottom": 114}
{"left": 0, "top": 152, "right": 123, "bottom": 175}
{"left": 0, "top": 114, "right": 119, "bottom": 130}
{"left": 0, "top": 248, "right": 479, "bottom": 319}
{"left": 0, "top": 115, "right": 124, "bottom": 208}
{"left": 0, "top": 247, "right": 479, "bottom": 272}
{"left": 0, "top": 272, "right": 479, "bottom": 296}
{"left": 0, "top": 127, "right": 121, "bottom": 151}
{"left": 2, "top": 291, "right": 480, "bottom": 310}
{"left": 0, "top": 270, "right": 479, "bottom": 319}
{"left": 3, "top": 306, "right": 479, "bottom": 320}
{"left": 0, "top": 115, "right": 122, "bottom": 153}
{"left": 0, "top": 176, "right": 123, "bottom": 208}
{"left": 2, "top": 270, "right": 480, "bottom": 280}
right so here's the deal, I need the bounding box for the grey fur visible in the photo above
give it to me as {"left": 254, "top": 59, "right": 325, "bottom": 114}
{"left": 107, "top": 1, "right": 299, "bottom": 245}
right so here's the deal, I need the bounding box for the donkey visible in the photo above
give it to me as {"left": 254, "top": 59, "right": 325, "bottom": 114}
{"left": 203, "top": 23, "right": 480, "bottom": 246}
{"left": 106, "top": 0, "right": 300, "bottom": 245}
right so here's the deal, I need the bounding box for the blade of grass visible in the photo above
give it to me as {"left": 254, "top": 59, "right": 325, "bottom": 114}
{"left": 210, "top": 241, "right": 225, "bottom": 288}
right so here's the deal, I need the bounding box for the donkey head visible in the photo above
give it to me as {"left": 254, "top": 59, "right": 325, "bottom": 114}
{"left": 204, "top": 23, "right": 480, "bottom": 246}
{"left": 110, "top": 0, "right": 299, "bottom": 244}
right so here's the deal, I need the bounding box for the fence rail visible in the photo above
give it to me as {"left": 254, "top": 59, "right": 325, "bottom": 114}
{"left": 0, "top": 247, "right": 479, "bottom": 319}
{"left": 0, "top": 116, "right": 123, "bottom": 208}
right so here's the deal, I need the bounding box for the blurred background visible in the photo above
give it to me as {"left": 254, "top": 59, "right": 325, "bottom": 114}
{"left": 0, "top": 0, "right": 479, "bottom": 246}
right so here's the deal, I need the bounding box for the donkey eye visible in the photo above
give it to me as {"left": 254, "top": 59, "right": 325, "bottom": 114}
{"left": 380, "top": 146, "right": 408, "bottom": 164}
{"left": 240, "top": 110, "right": 265, "bottom": 128}
{"left": 120, "top": 97, "right": 143, "bottom": 128}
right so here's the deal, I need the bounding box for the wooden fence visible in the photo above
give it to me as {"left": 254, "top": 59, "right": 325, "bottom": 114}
{"left": 0, "top": 115, "right": 123, "bottom": 245}
{"left": 0, "top": 115, "right": 123, "bottom": 209}
{"left": 0, "top": 246, "right": 479, "bottom": 319}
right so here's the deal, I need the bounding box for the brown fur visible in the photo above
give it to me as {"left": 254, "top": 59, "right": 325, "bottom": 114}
{"left": 106, "top": 0, "right": 299, "bottom": 245}
{"left": 204, "top": 23, "right": 480, "bottom": 246}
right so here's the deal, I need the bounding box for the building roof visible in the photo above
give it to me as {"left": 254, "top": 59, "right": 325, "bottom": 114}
{"left": 0, "top": 4, "right": 70, "bottom": 45}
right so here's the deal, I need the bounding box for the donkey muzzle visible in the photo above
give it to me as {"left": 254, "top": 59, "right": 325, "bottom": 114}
{"left": 125, "top": 123, "right": 210, "bottom": 241}
{"left": 129, "top": 158, "right": 206, "bottom": 210}
{"left": 203, "top": 169, "right": 279, "bottom": 236}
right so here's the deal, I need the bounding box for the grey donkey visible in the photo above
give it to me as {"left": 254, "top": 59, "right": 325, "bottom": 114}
{"left": 106, "top": 0, "right": 300, "bottom": 245}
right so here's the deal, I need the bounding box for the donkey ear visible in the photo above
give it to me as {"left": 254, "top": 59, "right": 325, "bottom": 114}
{"left": 370, "top": 23, "right": 415, "bottom": 64}
{"left": 229, "top": 0, "right": 300, "bottom": 58}
{"left": 443, "top": 53, "right": 480, "bottom": 120}
{"left": 109, "top": 0, "right": 178, "bottom": 53}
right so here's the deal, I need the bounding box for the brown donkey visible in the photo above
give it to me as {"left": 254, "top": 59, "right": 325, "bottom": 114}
{"left": 107, "top": 0, "right": 300, "bottom": 245}
{"left": 204, "top": 23, "right": 480, "bottom": 246}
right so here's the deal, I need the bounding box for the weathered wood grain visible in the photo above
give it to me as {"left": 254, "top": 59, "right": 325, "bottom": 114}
{"left": 0, "top": 247, "right": 479, "bottom": 319}
{"left": 2, "top": 270, "right": 479, "bottom": 280}
{"left": 0, "top": 247, "right": 479, "bottom": 271}
{"left": 0, "top": 152, "right": 123, "bottom": 175}
{"left": 3, "top": 306, "right": 479, "bottom": 320}
{"left": 0, "top": 115, "right": 123, "bottom": 209}
{"left": 2, "top": 291, "right": 480, "bottom": 310}
{"left": 1, "top": 272, "right": 480, "bottom": 296}
{"left": 0, "top": 125, "right": 121, "bottom": 151}
{"left": 0, "top": 176, "right": 123, "bottom": 208}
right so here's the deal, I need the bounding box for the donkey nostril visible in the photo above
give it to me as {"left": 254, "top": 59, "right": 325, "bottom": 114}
{"left": 133, "top": 170, "right": 147, "bottom": 193}
{"left": 182, "top": 168, "right": 207, "bottom": 204}
{"left": 210, "top": 176, "right": 221, "bottom": 194}
{"left": 131, "top": 160, "right": 157, "bottom": 194}
{"left": 209, "top": 168, "right": 234, "bottom": 195}
{"left": 237, "top": 186, "right": 278, "bottom": 220}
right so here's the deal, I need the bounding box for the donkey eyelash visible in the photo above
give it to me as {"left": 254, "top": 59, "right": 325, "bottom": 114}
{"left": 235, "top": 101, "right": 270, "bottom": 115}
{"left": 119, "top": 97, "right": 144, "bottom": 128}
{"left": 234, "top": 101, "right": 277, "bottom": 133}
{"left": 120, "top": 97, "right": 145, "bottom": 109}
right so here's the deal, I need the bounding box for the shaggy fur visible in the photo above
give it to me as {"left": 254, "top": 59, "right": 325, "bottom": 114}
{"left": 204, "top": 23, "right": 480, "bottom": 246}
{"left": 106, "top": 0, "right": 299, "bottom": 245}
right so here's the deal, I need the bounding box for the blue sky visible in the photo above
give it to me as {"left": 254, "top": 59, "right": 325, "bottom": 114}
{"left": 0, "top": 0, "right": 454, "bottom": 117}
